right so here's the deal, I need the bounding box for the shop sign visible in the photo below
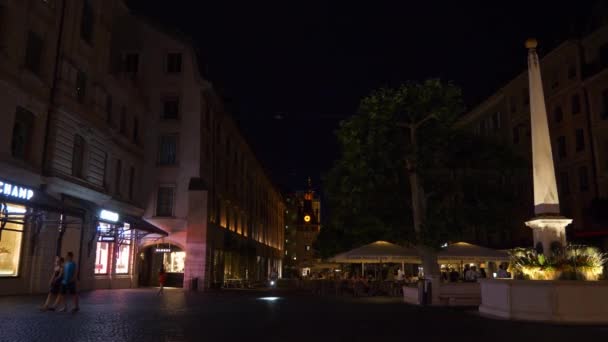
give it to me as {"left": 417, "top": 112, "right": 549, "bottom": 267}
{"left": 0, "top": 180, "right": 34, "bottom": 201}
{"left": 155, "top": 247, "right": 171, "bottom": 253}
{"left": 99, "top": 209, "right": 119, "bottom": 222}
{"left": 99, "top": 235, "right": 116, "bottom": 242}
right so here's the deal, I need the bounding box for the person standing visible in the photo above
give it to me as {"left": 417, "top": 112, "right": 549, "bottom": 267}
{"left": 40, "top": 256, "right": 64, "bottom": 311}
{"left": 56, "top": 252, "right": 79, "bottom": 313}
{"left": 497, "top": 264, "right": 509, "bottom": 278}
{"left": 463, "top": 264, "right": 471, "bottom": 281}
{"left": 158, "top": 265, "right": 166, "bottom": 295}
{"left": 449, "top": 268, "right": 459, "bottom": 282}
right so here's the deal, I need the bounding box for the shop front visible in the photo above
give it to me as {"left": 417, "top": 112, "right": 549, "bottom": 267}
{"left": 93, "top": 209, "right": 167, "bottom": 289}
{"left": 0, "top": 178, "right": 84, "bottom": 295}
{"left": 138, "top": 243, "right": 185, "bottom": 288}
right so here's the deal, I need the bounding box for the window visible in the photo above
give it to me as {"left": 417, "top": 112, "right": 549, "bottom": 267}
{"left": 11, "top": 107, "right": 34, "bottom": 160}
{"left": 163, "top": 251, "right": 185, "bottom": 273}
{"left": 76, "top": 70, "right": 87, "bottom": 103}
{"left": 161, "top": 97, "right": 179, "bottom": 120}
{"left": 124, "top": 53, "right": 139, "bottom": 74}
{"left": 133, "top": 117, "right": 139, "bottom": 144}
{"left": 492, "top": 112, "right": 501, "bottom": 130}
{"left": 602, "top": 89, "right": 608, "bottom": 120}
{"left": 105, "top": 95, "right": 113, "bottom": 124}
{"left": 95, "top": 222, "right": 132, "bottom": 275}
{"left": 600, "top": 43, "right": 608, "bottom": 67}
{"left": 510, "top": 96, "right": 517, "bottom": 113}
{"left": 114, "top": 159, "right": 122, "bottom": 195}
{"left": 80, "top": 0, "right": 94, "bottom": 44}
{"left": 606, "top": 140, "right": 608, "bottom": 173}
{"left": 557, "top": 136, "right": 567, "bottom": 160}
{"left": 560, "top": 172, "right": 570, "bottom": 196}
{"left": 94, "top": 241, "right": 111, "bottom": 274}
{"left": 0, "top": 204, "right": 25, "bottom": 277}
{"left": 158, "top": 135, "right": 177, "bottom": 165}
{"left": 156, "top": 186, "right": 174, "bottom": 216}
{"left": 119, "top": 107, "right": 127, "bottom": 134}
{"left": 128, "top": 167, "right": 135, "bottom": 200}
{"left": 554, "top": 106, "right": 563, "bottom": 123}
{"left": 24, "top": 31, "right": 43, "bottom": 75}
{"left": 568, "top": 64, "right": 577, "bottom": 79}
{"left": 579, "top": 166, "right": 589, "bottom": 192}
{"left": 166, "top": 53, "right": 182, "bottom": 73}
{"left": 551, "top": 70, "right": 559, "bottom": 89}
{"left": 576, "top": 129, "right": 585, "bottom": 152}
{"left": 115, "top": 226, "right": 131, "bottom": 275}
{"left": 571, "top": 95, "right": 581, "bottom": 115}
{"left": 95, "top": 224, "right": 112, "bottom": 274}
{"left": 72, "top": 135, "right": 85, "bottom": 178}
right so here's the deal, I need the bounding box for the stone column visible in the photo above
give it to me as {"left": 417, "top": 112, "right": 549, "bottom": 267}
{"left": 525, "top": 38, "right": 572, "bottom": 256}
{"left": 184, "top": 178, "right": 209, "bottom": 291}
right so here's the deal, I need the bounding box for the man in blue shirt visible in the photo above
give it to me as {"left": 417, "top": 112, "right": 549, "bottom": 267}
{"left": 58, "top": 251, "right": 79, "bottom": 313}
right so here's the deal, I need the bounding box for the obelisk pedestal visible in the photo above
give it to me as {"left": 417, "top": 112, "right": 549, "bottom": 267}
{"left": 525, "top": 217, "right": 572, "bottom": 256}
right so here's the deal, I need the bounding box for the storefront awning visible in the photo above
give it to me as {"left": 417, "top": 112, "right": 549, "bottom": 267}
{"left": 123, "top": 215, "right": 168, "bottom": 236}
{"left": 1, "top": 190, "right": 84, "bottom": 218}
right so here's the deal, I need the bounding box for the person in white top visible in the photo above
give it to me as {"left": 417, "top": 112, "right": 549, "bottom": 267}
{"left": 465, "top": 266, "right": 480, "bottom": 282}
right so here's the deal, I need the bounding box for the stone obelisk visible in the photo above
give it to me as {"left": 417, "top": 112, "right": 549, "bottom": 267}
{"left": 524, "top": 39, "right": 572, "bottom": 256}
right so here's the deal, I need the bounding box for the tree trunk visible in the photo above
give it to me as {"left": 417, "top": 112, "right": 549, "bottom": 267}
{"left": 407, "top": 126, "right": 439, "bottom": 279}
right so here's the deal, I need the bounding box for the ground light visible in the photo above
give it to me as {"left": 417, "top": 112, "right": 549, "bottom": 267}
{"left": 258, "top": 297, "right": 281, "bottom": 302}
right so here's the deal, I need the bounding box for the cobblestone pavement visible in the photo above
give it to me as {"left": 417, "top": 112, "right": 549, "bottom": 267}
{"left": 0, "top": 288, "right": 607, "bottom": 342}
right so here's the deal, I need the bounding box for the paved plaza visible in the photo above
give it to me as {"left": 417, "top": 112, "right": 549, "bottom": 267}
{"left": 0, "top": 289, "right": 606, "bottom": 342}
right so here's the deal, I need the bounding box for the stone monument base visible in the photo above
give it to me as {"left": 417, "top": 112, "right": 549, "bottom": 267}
{"left": 479, "top": 279, "right": 608, "bottom": 324}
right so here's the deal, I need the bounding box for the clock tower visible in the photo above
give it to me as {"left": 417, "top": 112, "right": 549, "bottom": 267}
{"left": 283, "top": 178, "right": 321, "bottom": 276}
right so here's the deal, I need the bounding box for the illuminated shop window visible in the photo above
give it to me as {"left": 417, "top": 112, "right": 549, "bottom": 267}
{"left": 115, "top": 223, "right": 132, "bottom": 274}
{"left": 95, "top": 222, "right": 132, "bottom": 275}
{"left": 0, "top": 204, "right": 25, "bottom": 277}
{"left": 163, "top": 251, "right": 185, "bottom": 273}
{"left": 95, "top": 222, "right": 112, "bottom": 274}
{"left": 94, "top": 242, "right": 110, "bottom": 274}
{"left": 115, "top": 243, "right": 131, "bottom": 274}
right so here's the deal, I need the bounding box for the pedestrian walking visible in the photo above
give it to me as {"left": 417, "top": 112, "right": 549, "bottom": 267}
{"left": 55, "top": 251, "right": 79, "bottom": 313}
{"left": 40, "top": 256, "right": 64, "bottom": 311}
{"left": 158, "top": 265, "right": 166, "bottom": 295}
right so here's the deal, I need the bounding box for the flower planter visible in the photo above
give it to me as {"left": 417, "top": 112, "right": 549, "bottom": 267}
{"left": 479, "top": 279, "right": 608, "bottom": 324}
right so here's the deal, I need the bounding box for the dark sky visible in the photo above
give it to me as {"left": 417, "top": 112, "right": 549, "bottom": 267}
{"left": 128, "top": 0, "right": 598, "bottom": 192}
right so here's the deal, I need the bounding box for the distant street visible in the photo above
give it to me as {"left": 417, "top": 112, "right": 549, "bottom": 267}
{"left": 0, "top": 289, "right": 606, "bottom": 342}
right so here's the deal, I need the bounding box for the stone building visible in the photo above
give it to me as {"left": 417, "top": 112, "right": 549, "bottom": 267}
{"left": 457, "top": 21, "right": 608, "bottom": 250}
{"left": 0, "top": 0, "right": 164, "bottom": 295}
{"left": 111, "top": 16, "right": 285, "bottom": 290}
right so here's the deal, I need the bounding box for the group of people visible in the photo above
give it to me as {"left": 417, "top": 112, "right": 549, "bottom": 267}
{"left": 40, "top": 252, "right": 79, "bottom": 313}
{"left": 443, "top": 263, "right": 511, "bottom": 282}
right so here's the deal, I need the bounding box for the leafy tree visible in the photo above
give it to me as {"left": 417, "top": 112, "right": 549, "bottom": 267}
{"left": 318, "top": 79, "right": 528, "bottom": 275}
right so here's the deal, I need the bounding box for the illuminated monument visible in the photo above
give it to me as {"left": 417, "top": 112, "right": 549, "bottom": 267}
{"left": 523, "top": 38, "right": 572, "bottom": 256}
{"left": 478, "top": 40, "right": 608, "bottom": 324}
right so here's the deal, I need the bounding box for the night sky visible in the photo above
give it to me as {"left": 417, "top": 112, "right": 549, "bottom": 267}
{"left": 128, "top": 0, "right": 598, "bottom": 192}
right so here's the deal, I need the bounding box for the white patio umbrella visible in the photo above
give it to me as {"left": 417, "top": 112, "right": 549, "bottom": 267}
{"left": 437, "top": 242, "right": 509, "bottom": 263}
{"left": 329, "top": 241, "right": 421, "bottom": 275}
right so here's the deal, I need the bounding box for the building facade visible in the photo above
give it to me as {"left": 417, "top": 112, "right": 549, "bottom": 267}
{"left": 457, "top": 23, "right": 608, "bottom": 251}
{"left": 112, "top": 16, "right": 285, "bottom": 289}
{"left": 283, "top": 180, "right": 321, "bottom": 277}
{"left": 0, "top": 0, "right": 165, "bottom": 295}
